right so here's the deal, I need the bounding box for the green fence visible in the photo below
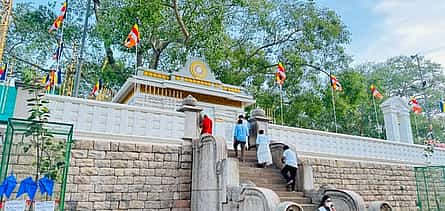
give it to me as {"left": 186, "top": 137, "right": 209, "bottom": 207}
{"left": 0, "top": 118, "right": 73, "bottom": 210}
{"left": 0, "top": 84, "right": 17, "bottom": 123}
{"left": 415, "top": 166, "right": 445, "bottom": 210}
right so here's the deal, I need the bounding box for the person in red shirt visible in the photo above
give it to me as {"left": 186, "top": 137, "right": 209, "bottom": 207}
{"left": 201, "top": 114, "right": 213, "bottom": 135}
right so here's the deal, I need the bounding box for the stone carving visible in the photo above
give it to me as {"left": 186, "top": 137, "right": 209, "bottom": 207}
{"left": 248, "top": 108, "right": 269, "bottom": 148}
{"left": 182, "top": 95, "right": 198, "bottom": 106}
{"left": 276, "top": 201, "right": 304, "bottom": 211}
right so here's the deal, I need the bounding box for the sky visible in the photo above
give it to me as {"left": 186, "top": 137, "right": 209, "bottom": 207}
{"left": 14, "top": 0, "right": 445, "bottom": 66}
{"left": 317, "top": 0, "right": 445, "bottom": 66}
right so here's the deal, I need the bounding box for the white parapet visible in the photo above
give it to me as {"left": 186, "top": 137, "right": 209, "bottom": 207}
{"left": 268, "top": 124, "right": 445, "bottom": 166}
{"left": 45, "top": 95, "right": 185, "bottom": 142}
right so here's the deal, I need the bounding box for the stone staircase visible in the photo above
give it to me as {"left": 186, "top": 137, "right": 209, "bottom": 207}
{"left": 229, "top": 149, "right": 317, "bottom": 211}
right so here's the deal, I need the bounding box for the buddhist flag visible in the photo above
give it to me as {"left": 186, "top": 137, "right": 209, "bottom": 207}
{"left": 330, "top": 74, "right": 342, "bottom": 92}
{"left": 124, "top": 24, "right": 140, "bottom": 48}
{"left": 52, "top": 43, "right": 64, "bottom": 61}
{"left": 0, "top": 64, "right": 7, "bottom": 81}
{"left": 409, "top": 97, "right": 422, "bottom": 114}
{"left": 54, "top": 69, "right": 62, "bottom": 85}
{"left": 90, "top": 79, "right": 102, "bottom": 96}
{"left": 49, "top": 2, "right": 67, "bottom": 32}
{"left": 276, "top": 62, "right": 286, "bottom": 85}
{"left": 370, "top": 85, "right": 383, "bottom": 100}
{"left": 440, "top": 101, "right": 444, "bottom": 113}
{"left": 43, "top": 73, "right": 51, "bottom": 91}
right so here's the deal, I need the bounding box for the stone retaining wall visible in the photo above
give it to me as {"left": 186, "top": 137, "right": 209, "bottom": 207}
{"left": 1, "top": 139, "right": 192, "bottom": 211}
{"left": 303, "top": 157, "right": 417, "bottom": 210}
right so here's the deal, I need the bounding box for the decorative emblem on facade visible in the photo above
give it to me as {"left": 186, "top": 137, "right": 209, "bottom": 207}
{"left": 189, "top": 60, "right": 208, "bottom": 79}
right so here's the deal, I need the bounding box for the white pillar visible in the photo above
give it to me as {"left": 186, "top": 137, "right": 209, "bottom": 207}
{"left": 380, "top": 96, "right": 413, "bottom": 144}
{"left": 177, "top": 95, "right": 202, "bottom": 140}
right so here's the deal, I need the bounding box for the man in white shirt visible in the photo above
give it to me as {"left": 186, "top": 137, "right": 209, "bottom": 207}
{"left": 281, "top": 145, "right": 298, "bottom": 192}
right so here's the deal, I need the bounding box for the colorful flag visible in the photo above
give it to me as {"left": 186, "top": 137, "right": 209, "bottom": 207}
{"left": 330, "top": 74, "right": 343, "bottom": 91}
{"left": 409, "top": 97, "right": 422, "bottom": 114}
{"left": 440, "top": 101, "right": 444, "bottom": 113}
{"left": 54, "top": 69, "right": 62, "bottom": 85}
{"left": 370, "top": 85, "right": 383, "bottom": 99}
{"left": 52, "top": 43, "right": 64, "bottom": 61}
{"left": 49, "top": 2, "right": 67, "bottom": 32}
{"left": 0, "top": 64, "right": 7, "bottom": 81}
{"left": 276, "top": 62, "right": 286, "bottom": 85}
{"left": 43, "top": 73, "right": 51, "bottom": 90}
{"left": 124, "top": 24, "right": 140, "bottom": 48}
{"left": 90, "top": 79, "right": 102, "bottom": 96}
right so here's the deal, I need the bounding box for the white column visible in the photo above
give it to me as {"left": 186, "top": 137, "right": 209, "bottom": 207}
{"left": 399, "top": 112, "right": 414, "bottom": 144}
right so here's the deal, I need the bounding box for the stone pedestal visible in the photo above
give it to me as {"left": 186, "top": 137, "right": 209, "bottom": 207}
{"left": 248, "top": 108, "right": 269, "bottom": 148}
{"left": 380, "top": 96, "right": 413, "bottom": 144}
{"left": 177, "top": 95, "right": 202, "bottom": 140}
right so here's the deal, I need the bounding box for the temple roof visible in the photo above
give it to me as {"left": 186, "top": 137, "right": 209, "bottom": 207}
{"left": 112, "top": 59, "right": 255, "bottom": 107}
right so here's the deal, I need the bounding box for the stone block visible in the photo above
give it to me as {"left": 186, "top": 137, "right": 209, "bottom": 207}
{"left": 146, "top": 176, "right": 162, "bottom": 185}
{"left": 152, "top": 145, "right": 167, "bottom": 153}
{"left": 164, "top": 162, "right": 178, "bottom": 169}
{"left": 128, "top": 185, "right": 145, "bottom": 192}
{"left": 136, "top": 144, "right": 153, "bottom": 153}
{"left": 117, "top": 176, "right": 134, "bottom": 184}
{"left": 140, "top": 153, "right": 154, "bottom": 160}
{"left": 179, "top": 184, "right": 191, "bottom": 192}
{"left": 94, "top": 141, "right": 110, "bottom": 151}
{"left": 160, "top": 192, "right": 174, "bottom": 200}
{"left": 166, "top": 145, "right": 179, "bottom": 153}
{"left": 90, "top": 176, "right": 117, "bottom": 185}
{"left": 134, "top": 160, "right": 149, "bottom": 168}
{"left": 106, "top": 192, "right": 122, "bottom": 201}
{"left": 115, "top": 168, "right": 125, "bottom": 176}
{"left": 140, "top": 169, "right": 155, "bottom": 176}
{"left": 71, "top": 150, "right": 88, "bottom": 158}
{"left": 111, "top": 160, "right": 130, "bottom": 168}
{"left": 180, "top": 191, "right": 191, "bottom": 200}
{"left": 119, "top": 143, "right": 136, "bottom": 152}
{"left": 154, "top": 153, "right": 164, "bottom": 161}
{"left": 76, "top": 159, "right": 94, "bottom": 167}
{"left": 88, "top": 151, "right": 106, "bottom": 159}
{"left": 95, "top": 160, "right": 110, "bottom": 168}
{"left": 124, "top": 168, "right": 140, "bottom": 176}
{"left": 134, "top": 176, "right": 145, "bottom": 184}
{"left": 97, "top": 168, "right": 115, "bottom": 176}
{"left": 145, "top": 201, "right": 161, "bottom": 209}
{"left": 149, "top": 161, "right": 164, "bottom": 169}
{"left": 119, "top": 201, "right": 130, "bottom": 209}
{"left": 74, "top": 176, "right": 90, "bottom": 184}
{"left": 106, "top": 152, "right": 124, "bottom": 160}
{"left": 160, "top": 200, "right": 174, "bottom": 208}
{"left": 95, "top": 184, "right": 114, "bottom": 192}
{"left": 77, "top": 184, "right": 94, "bottom": 192}
{"left": 146, "top": 193, "right": 160, "bottom": 200}
{"left": 111, "top": 143, "right": 119, "bottom": 151}
{"left": 110, "top": 201, "right": 119, "bottom": 209}
{"left": 174, "top": 200, "right": 190, "bottom": 208}
{"left": 181, "top": 163, "right": 192, "bottom": 169}
{"left": 155, "top": 169, "right": 167, "bottom": 177}
{"left": 123, "top": 152, "right": 140, "bottom": 160}
{"left": 68, "top": 167, "right": 79, "bottom": 175}
{"left": 162, "top": 177, "right": 176, "bottom": 185}
{"left": 122, "top": 192, "right": 138, "bottom": 200}
{"left": 80, "top": 167, "right": 98, "bottom": 176}
{"left": 137, "top": 192, "right": 147, "bottom": 200}
{"left": 74, "top": 140, "right": 94, "bottom": 150}
{"left": 88, "top": 193, "right": 106, "bottom": 201}
{"left": 181, "top": 155, "right": 192, "bottom": 162}
{"left": 94, "top": 201, "right": 111, "bottom": 210}
{"left": 71, "top": 192, "right": 89, "bottom": 201}
{"left": 129, "top": 201, "right": 144, "bottom": 209}
{"left": 113, "top": 185, "right": 129, "bottom": 192}
{"left": 77, "top": 202, "right": 93, "bottom": 210}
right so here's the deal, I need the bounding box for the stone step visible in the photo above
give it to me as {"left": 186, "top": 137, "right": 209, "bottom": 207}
{"left": 279, "top": 196, "right": 312, "bottom": 204}
{"left": 240, "top": 177, "right": 286, "bottom": 184}
{"left": 301, "top": 204, "right": 317, "bottom": 211}
{"left": 275, "top": 191, "right": 304, "bottom": 197}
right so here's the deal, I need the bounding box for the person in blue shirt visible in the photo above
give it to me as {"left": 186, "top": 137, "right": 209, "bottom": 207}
{"left": 281, "top": 145, "right": 298, "bottom": 192}
{"left": 233, "top": 119, "right": 248, "bottom": 161}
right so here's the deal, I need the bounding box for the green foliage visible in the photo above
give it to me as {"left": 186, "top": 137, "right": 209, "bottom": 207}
{"left": 22, "top": 69, "right": 66, "bottom": 182}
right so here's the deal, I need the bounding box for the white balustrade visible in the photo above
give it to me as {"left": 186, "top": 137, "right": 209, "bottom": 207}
{"left": 268, "top": 124, "right": 445, "bottom": 166}
{"left": 45, "top": 95, "right": 185, "bottom": 141}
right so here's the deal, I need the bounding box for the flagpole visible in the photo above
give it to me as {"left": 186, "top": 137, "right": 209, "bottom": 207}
{"left": 73, "top": 0, "right": 91, "bottom": 97}
{"left": 280, "top": 84, "right": 284, "bottom": 125}
{"left": 1, "top": 78, "right": 9, "bottom": 113}
{"left": 54, "top": 1, "right": 67, "bottom": 95}
{"left": 331, "top": 85, "right": 338, "bottom": 133}
{"left": 372, "top": 96, "right": 382, "bottom": 138}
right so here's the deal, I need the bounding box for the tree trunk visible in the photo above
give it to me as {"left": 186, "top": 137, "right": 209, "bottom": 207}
{"left": 149, "top": 40, "right": 170, "bottom": 70}
{"left": 149, "top": 49, "right": 161, "bottom": 70}
{"left": 137, "top": 51, "right": 143, "bottom": 67}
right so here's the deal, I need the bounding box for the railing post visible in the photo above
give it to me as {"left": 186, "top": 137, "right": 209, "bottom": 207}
{"left": 177, "top": 95, "right": 202, "bottom": 140}
{"left": 248, "top": 108, "right": 269, "bottom": 148}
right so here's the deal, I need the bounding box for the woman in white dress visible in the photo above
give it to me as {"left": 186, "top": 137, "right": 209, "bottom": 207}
{"left": 256, "top": 130, "right": 272, "bottom": 167}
